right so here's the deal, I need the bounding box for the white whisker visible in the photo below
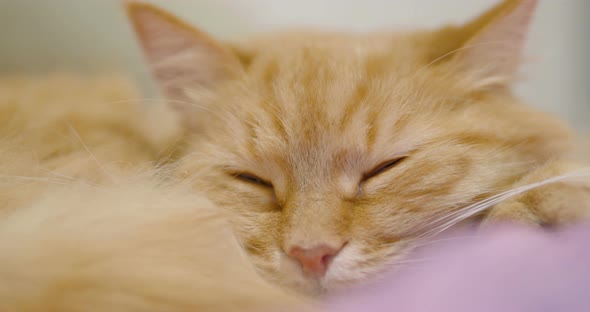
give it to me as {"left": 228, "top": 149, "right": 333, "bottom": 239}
{"left": 391, "top": 258, "right": 433, "bottom": 265}
{"left": 67, "top": 125, "right": 114, "bottom": 182}
{"left": 421, "top": 167, "right": 590, "bottom": 238}
{"left": 0, "top": 174, "right": 72, "bottom": 185}
{"left": 412, "top": 235, "right": 479, "bottom": 249}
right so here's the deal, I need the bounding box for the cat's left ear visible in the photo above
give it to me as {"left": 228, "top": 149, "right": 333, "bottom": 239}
{"left": 125, "top": 2, "right": 242, "bottom": 128}
{"left": 445, "top": 0, "right": 538, "bottom": 89}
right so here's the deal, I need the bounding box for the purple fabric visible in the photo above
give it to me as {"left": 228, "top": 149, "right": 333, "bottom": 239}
{"left": 325, "top": 224, "right": 590, "bottom": 312}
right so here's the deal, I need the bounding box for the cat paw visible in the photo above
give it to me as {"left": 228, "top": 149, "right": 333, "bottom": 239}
{"left": 481, "top": 160, "right": 590, "bottom": 228}
{"left": 483, "top": 200, "right": 543, "bottom": 227}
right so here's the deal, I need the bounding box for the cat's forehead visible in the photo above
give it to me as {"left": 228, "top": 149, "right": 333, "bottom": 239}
{"left": 237, "top": 58, "right": 391, "bottom": 147}
{"left": 239, "top": 32, "right": 424, "bottom": 81}
{"left": 211, "top": 34, "right": 459, "bottom": 173}
{"left": 236, "top": 37, "right": 424, "bottom": 126}
{"left": 221, "top": 80, "right": 435, "bottom": 173}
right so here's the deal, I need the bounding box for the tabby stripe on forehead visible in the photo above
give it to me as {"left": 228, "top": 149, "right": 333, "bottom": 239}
{"left": 258, "top": 61, "right": 291, "bottom": 142}
{"left": 245, "top": 114, "right": 260, "bottom": 157}
{"left": 299, "top": 53, "right": 331, "bottom": 126}
{"left": 259, "top": 60, "right": 289, "bottom": 141}
{"left": 339, "top": 81, "right": 369, "bottom": 132}
{"left": 269, "top": 107, "right": 289, "bottom": 142}
{"left": 258, "top": 95, "right": 289, "bottom": 143}
{"left": 365, "top": 107, "right": 381, "bottom": 152}
{"left": 261, "top": 59, "right": 280, "bottom": 85}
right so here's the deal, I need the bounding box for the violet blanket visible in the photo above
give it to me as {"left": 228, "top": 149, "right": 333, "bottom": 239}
{"left": 325, "top": 224, "right": 590, "bottom": 312}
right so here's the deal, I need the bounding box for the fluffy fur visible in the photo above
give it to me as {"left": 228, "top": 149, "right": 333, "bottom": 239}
{"left": 0, "top": 73, "right": 304, "bottom": 311}
{"left": 1, "top": 0, "right": 590, "bottom": 309}
{"left": 127, "top": 0, "right": 590, "bottom": 295}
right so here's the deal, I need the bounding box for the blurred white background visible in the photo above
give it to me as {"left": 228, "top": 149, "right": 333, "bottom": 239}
{"left": 0, "top": 0, "right": 588, "bottom": 130}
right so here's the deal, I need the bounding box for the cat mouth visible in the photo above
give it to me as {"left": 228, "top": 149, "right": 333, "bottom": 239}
{"left": 270, "top": 253, "right": 341, "bottom": 295}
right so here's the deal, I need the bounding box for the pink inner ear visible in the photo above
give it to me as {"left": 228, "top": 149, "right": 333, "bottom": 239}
{"left": 455, "top": 0, "right": 537, "bottom": 85}
{"left": 131, "top": 7, "right": 199, "bottom": 63}
{"left": 127, "top": 3, "right": 236, "bottom": 106}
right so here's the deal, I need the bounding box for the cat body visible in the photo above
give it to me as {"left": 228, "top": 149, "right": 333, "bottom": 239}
{"left": 127, "top": 0, "right": 590, "bottom": 294}
{"left": 0, "top": 0, "right": 589, "bottom": 310}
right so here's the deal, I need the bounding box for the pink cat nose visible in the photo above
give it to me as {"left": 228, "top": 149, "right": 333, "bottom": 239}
{"left": 288, "top": 244, "right": 344, "bottom": 278}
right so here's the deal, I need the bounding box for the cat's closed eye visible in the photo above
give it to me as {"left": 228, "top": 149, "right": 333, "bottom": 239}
{"left": 235, "top": 172, "right": 273, "bottom": 188}
{"left": 362, "top": 157, "right": 408, "bottom": 182}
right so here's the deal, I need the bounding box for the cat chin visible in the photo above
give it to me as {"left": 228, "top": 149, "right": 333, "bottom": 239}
{"left": 294, "top": 272, "right": 363, "bottom": 296}
{"left": 270, "top": 251, "right": 322, "bottom": 295}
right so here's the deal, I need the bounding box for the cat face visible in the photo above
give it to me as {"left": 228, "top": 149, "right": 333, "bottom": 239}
{"left": 127, "top": 0, "right": 573, "bottom": 294}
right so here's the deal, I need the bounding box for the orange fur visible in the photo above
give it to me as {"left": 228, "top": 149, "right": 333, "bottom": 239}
{"left": 1, "top": 0, "right": 589, "bottom": 310}
{"left": 0, "top": 73, "right": 305, "bottom": 311}
{"left": 128, "top": 0, "right": 590, "bottom": 294}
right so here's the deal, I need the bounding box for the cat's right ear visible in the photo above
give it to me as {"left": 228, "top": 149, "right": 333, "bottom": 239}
{"left": 428, "top": 0, "right": 537, "bottom": 90}
{"left": 125, "top": 2, "right": 242, "bottom": 127}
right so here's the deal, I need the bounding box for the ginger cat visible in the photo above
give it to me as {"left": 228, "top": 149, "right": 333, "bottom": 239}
{"left": 127, "top": 0, "right": 590, "bottom": 295}
{"left": 0, "top": 0, "right": 589, "bottom": 311}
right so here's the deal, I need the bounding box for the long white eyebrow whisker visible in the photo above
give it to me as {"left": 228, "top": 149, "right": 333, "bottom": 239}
{"left": 67, "top": 124, "right": 115, "bottom": 183}
{"left": 411, "top": 235, "right": 479, "bottom": 249}
{"left": 0, "top": 174, "right": 72, "bottom": 185}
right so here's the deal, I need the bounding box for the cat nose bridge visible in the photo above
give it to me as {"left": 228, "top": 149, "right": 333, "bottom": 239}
{"left": 284, "top": 199, "right": 347, "bottom": 278}
{"left": 284, "top": 195, "right": 344, "bottom": 231}
{"left": 282, "top": 194, "right": 349, "bottom": 259}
